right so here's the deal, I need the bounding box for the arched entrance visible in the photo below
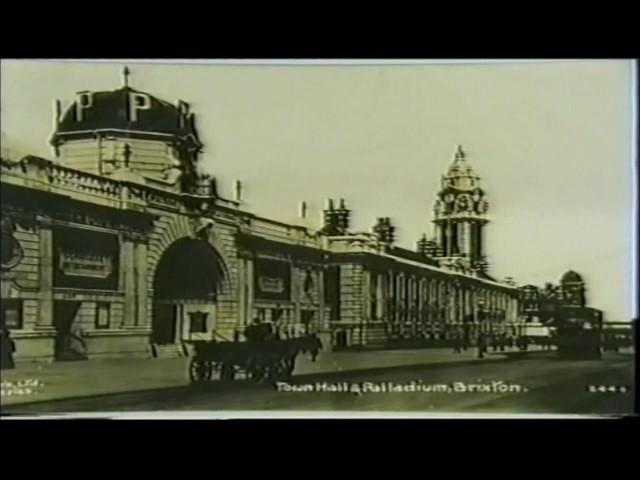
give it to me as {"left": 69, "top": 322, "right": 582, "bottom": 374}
{"left": 152, "top": 238, "right": 227, "bottom": 345}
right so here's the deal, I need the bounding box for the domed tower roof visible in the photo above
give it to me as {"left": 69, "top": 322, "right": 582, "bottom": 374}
{"left": 50, "top": 69, "right": 202, "bottom": 152}
{"left": 445, "top": 145, "right": 479, "bottom": 181}
{"left": 561, "top": 270, "right": 583, "bottom": 284}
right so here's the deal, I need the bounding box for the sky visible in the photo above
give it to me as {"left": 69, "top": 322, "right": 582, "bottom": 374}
{"left": 0, "top": 59, "right": 636, "bottom": 322}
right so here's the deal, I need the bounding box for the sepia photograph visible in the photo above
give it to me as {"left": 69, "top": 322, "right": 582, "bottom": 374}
{"left": 0, "top": 59, "right": 636, "bottom": 418}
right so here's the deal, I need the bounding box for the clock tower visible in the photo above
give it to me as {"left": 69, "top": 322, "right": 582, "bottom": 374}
{"left": 429, "top": 145, "right": 490, "bottom": 275}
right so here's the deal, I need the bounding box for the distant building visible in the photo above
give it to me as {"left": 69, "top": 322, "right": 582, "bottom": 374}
{"left": 517, "top": 270, "right": 602, "bottom": 325}
{"left": 2, "top": 69, "right": 561, "bottom": 362}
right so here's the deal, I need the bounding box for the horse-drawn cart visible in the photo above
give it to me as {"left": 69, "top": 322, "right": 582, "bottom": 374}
{"left": 187, "top": 335, "right": 322, "bottom": 384}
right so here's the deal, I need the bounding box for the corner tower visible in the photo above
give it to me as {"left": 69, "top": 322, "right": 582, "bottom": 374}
{"left": 430, "top": 145, "right": 490, "bottom": 275}
{"left": 49, "top": 66, "right": 203, "bottom": 193}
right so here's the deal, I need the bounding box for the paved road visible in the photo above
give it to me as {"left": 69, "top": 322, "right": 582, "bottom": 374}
{"left": 2, "top": 353, "right": 634, "bottom": 416}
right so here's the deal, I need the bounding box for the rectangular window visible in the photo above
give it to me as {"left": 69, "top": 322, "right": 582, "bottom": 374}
{"left": 1, "top": 300, "right": 23, "bottom": 330}
{"left": 189, "top": 311, "right": 208, "bottom": 333}
{"left": 95, "top": 302, "right": 111, "bottom": 329}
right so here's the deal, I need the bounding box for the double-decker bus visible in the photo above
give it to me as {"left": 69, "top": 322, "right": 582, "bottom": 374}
{"left": 552, "top": 306, "right": 602, "bottom": 359}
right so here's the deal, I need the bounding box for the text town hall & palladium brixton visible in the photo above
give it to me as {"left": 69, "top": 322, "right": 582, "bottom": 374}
{"left": 0, "top": 69, "right": 600, "bottom": 362}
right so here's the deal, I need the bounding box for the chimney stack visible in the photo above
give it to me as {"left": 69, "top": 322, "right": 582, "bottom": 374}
{"left": 234, "top": 180, "right": 243, "bottom": 202}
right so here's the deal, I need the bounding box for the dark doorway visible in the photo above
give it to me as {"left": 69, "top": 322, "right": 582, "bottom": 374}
{"left": 53, "top": 301, "right": 84, "bottom": 361}
{"left": 335, "top": 330, "right": 347, "bottom": 350}
{"left": 152, "top": 238, "right": 226, "bottom": 345}
{"left": 152, "top": 303, "right": 177, "bottom": 344}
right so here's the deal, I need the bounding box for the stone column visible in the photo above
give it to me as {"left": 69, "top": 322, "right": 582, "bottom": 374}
{"left": 237, "top": 256, "right": 246, "bottom": 332}
{"left": 318, "top": 266, "right": 326, "bottom": 329}
{"left": 363, "top": 269, "right": 372, "bottom": 323}
{"left": 120, "top": 234, "right": 136, "bottom": 327}
{"left": 376, "top": 273, "right": 384, "bottom": 321}
{"left": 36, "top": 218, "right": 54, "bottom": 328}
{"left": 471, "top": 288, "right": 480, "bottom": 323}
{"left": 510, "top": 296, "right": 517, "bottom": 323}
{"left": 134, "top": 242, "right": 148, "bottom": 327}
{"left": 293, "top": 264, "right": 301, "bottom": 325}
{"left": 444, "top": 223, "right": 451, "bottom": 256}
{"left": 418, "top": 279, "right": 424, "bottom": 324}
{"left": 246, "top": 257, "right": 254, "bottom": 324}
{"left": 428, "top": 279, "right": 434, "bottom": 324}
{"left": 175, "top": 304, "right": 184, "bottom": 344}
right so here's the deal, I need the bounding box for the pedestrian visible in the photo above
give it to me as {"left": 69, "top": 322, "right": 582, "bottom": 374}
{"left": 452, "top": 330, "right": 461, "bottom": 354}
{"left": 0, "top": 329, "right": 16, "bottom": 370}
{"left": 477, "top": 332, "right": 486, "bottom": 359}
{"left": 70, "top": 323, "right": 87, "bottom": 359}
{"left": 245, "top": 318, "right": 265, "bottom": 342}
{"left": 462, "top": 326, "right": 469, "bottom": 351}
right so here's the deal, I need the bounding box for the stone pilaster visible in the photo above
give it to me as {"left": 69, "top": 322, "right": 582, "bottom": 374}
{"left": 376, "top": 273, "right": 384, "bottom": 321}
{"left": 36, "top": 217, "right": 54, "bottom": 328}
{"left": 120, "top": 234, "right": 136, "bottom": 327}
{"left": 318, "top": 267, "right": 326, "bottom": 329}
{"left": 135, "top": 242, "right": 147, "bottom": 327}
{"left": 293, "top": 264, "right": 301, "bottom": 324}
{"left": 238, "top": 257, "right": 246, "bottom": 330}
{"left": 363, "top": 269, "right": 371, "bottom": 323}
{"left": 246, "top": 257, "right": 254, "bottom": 323}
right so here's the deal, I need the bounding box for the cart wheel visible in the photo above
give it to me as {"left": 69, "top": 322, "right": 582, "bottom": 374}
{"left": 264, "top": 362, "right": 278, "bottom": 381}
{"left": 252, "top": 366, "right": 268, "bottom": 383}
{"left": 274, "top": 357, "right": 292, "bottom": 379}
{"left": 220, "top": 363, "right": 236, "bottom": 381}
{"left": 286, "top": 356, "right": 296, "bottom": 376}
{"left": 271, "top": 359, "right": 287, "bottom": 380}
{"left": 247, "top": 359, "right": 266, "bottom": 383}
{"left": 189, "top": 359, "right": 211, "bottom": 383}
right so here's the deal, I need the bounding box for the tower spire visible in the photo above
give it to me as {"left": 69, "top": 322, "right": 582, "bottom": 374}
{"left": 122, "top": 65, "right": 131, "bottom": 88}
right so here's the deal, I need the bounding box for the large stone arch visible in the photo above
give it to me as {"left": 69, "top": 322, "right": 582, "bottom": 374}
{"left": 147, "top": 213, "right": 234, "bottom": 294}
{"left": 145, "top": 213, "right": 239, "bottom": 342}
{"left": 153, "top": 238, "right": 227, "bottom": 301}
{"left": 147, "top": 213, "right": 237, "bottom": 344}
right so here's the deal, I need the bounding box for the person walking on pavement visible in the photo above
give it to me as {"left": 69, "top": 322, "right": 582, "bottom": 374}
{"left": 0, "top": 329, "right": 16, "bottom": 370}
{"left": 477, "top": 331, "right": 486, "bottom": 359}
{"left": 452, "top": 330, "right": 461, "bottom": 354}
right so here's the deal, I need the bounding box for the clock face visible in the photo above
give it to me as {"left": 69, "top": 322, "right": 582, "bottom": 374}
{"left": 477, "top": 200, "right": 489, "bottom": 214}
{"left": 444, "top": 193, "right": 455, "bottom": 204}
{"left": 456, "top": 194, "right": 469, "bottom": 211}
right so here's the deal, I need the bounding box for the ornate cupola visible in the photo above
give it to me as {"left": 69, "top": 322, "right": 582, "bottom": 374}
{"left": 431, "top": 145, "right": 490, "bottom": 276}
{"left": 559, "top": 270, "right": 586, "bottom": 307}
{"left": 49, "top": 66, "right": 204, "bottom": 193}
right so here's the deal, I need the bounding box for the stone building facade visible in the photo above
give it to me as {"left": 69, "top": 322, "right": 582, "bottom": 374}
{"left": 1, "top": 73, "right": 523, "bottom": 362}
